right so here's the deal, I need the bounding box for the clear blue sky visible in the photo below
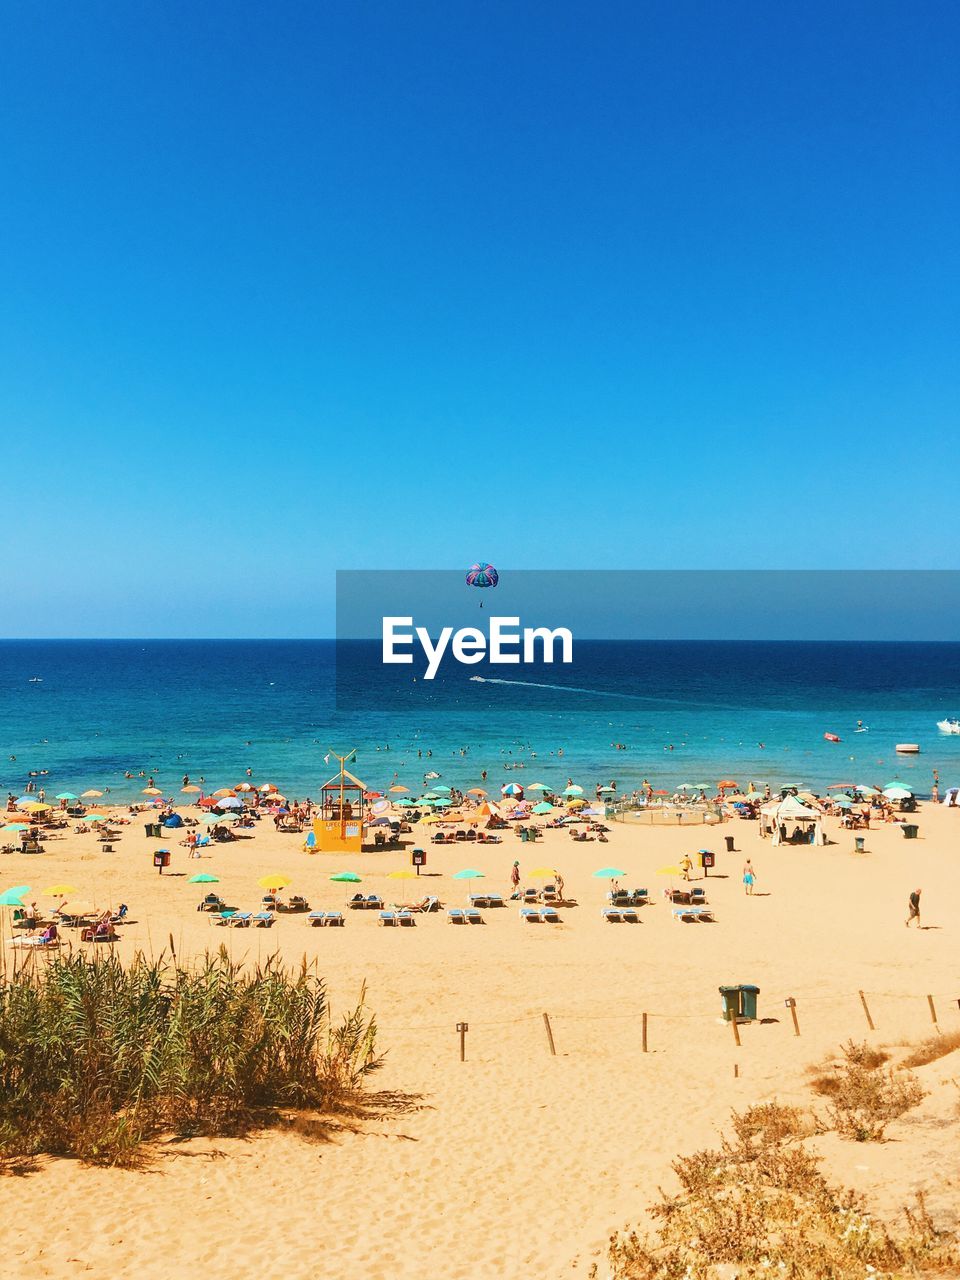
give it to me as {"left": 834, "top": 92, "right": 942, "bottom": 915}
{"left": 1, "top": 2, "right": 957, "bottom": 636}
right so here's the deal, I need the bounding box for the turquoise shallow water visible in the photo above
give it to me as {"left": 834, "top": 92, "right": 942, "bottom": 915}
{"left": 1, "top": 640, "right": 958, "bottom": 801}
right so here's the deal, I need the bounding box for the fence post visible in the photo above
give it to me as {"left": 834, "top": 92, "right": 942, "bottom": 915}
{"left": 858, "top": 990, "right": 876, "bottom": 1031}
{"left": 542, "top": 1012, "right": 557, "bottom": 1056}
{"left": 642, "top": 1011, "right": 648, "bottom": 1053}
{"left": 785, "top": 996, "right": 800, "bottom": 1037}
{"left": 927, "top": 994, "right": 939, "bottom": 1029}
{"left": 457, "top": 1021, "right": 468, "bottom": 1061}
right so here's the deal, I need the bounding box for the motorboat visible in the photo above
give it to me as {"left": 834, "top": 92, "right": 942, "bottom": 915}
{"left": 937, "top": 718, "right": 960, "bottom": 735}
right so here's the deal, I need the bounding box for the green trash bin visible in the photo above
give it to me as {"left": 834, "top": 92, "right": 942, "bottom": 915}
{"left": 854, "top": 836, "right": 865, "bottom": 853}
{"left": 719, "top": 986, "right": 741, "bottom": 1021}
{"left": 902, "top": 824, "right": 919, "bottom": 839}
{"left": 740, "top": 984, "right": 760, "bottom": 1020}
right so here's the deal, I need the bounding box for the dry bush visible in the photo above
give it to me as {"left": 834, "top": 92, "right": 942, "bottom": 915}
{"left": 902, "top": 1029, "right": 960, "bottom": 1069}
{"left": 841, "top": 1038, "right": 890, "bottom": 1070}
{"left": 826, "top": 1056, "right": 926, "bottom": 1143}
{"left": 595, "top": 1110, "right": 959, "bottom": 1279}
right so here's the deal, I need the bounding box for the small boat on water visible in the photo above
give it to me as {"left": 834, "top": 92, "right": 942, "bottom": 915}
{"left": 896, "top": 743, "right": 921, "bottom": 754}
{"left": 823, "top": 732, "right": 842, "bottom": 743}
{"left": 937, "top": 718, "right": 960, "bottom": 735}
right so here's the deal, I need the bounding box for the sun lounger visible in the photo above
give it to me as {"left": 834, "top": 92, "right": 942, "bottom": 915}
{"left": 469, "top": 894, "right": 489, "bottom": 908}
{"left": 10, "top": 925, "right": 59, "bottom": 948}
{"left": 379, "top": 911, "right": 397, "bottom": 926}
{"left": 522, "top": 888, "right": 538, "bottom": 903}
{"left": 286, "top": 895, "right": 310, "bottom": 912}
{"left": 447, "top": 908, "right": 465, "bottom": 923}
{"left": 226, "top": 912, "right": 252, "bottom": 927}
{"left": 485, "top": 893, "right": 504, "bottom": 908}
{"left": 520, "top": 907, "right": 541, "bottom": 922}
{"left": 348, "top": 894, "right": 366, "bottom": 908}
{"left": 690, "top": 889, "right": 707, "bottom": 904}
{"left": 366, "top": 895, "right": 384, "bottom": 910}
{"left": 253, "top": 912, "right": 275, "bottom": 927}
{"left": 464, "top": 907, "right": 484, "bottom": 924}
{"left": 620, "top": 907, "right": 639, "bottom": 923}
{"left": 198, "top": 896, "right": 226, "bottom": 913}
{"left": 602, "top": 908, "right": 623, "bottom": 922}
{"left": 671, "top": 907, "right": 715, "bottom": 922}
{"left": 324, "top": 911, "right": 344, "bottom": 926}
{"left": 633, "top": 888, "right": 649, "bottom": 904}
{"left": 539, "top": 906, "right": 560, "bottom": 923}
{"left": 396, "top": 910, "right": 416, "bottom": 926}
{"left": 308, "top": 912, "right": 327, "bottom": 926}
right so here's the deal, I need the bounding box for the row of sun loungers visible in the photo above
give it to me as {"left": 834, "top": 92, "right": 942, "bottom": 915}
{"left": 602, "top": 907, "right": 640, "bottom": 922}
{"left": 607, "top": 889, "right": 650, "bottom": 906}
{"left": 209, "top": 911, "right": 276, "bottom": 928}
{"left": 671, "top": 906, "right": 715, "bottom": 922}
{"left": 520, "top": 906, "right": 561, "bottom": 923}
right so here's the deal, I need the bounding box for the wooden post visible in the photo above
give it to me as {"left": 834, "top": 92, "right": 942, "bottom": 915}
{"left": 785, "top": 996, "right": 800, "bottom": 1037}
{"left": 642, "top": 1011, "right": 648, "bottom": 1053}
{"left": 456, "top": 1021, "right": 468, "bottom": 1061}
{"left": 734, "top": 1062, "right": 739, "bottom": 1078}
{"left": 542, "top": 1012, "right": 556, "bottom": 1056}
{"left": 731, "top": 1013, "right": 741, "bottom": 1047}
{"left": 858, "top": 990, "right": 875, "bottom": 1031}
{"left": 927, "top": 994, "right": 939, "bottom": 1028}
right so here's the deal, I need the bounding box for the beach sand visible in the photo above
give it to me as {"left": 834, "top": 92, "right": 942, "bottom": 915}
{"left": 1, "top": 802, "right": 958, "bottom": 1277}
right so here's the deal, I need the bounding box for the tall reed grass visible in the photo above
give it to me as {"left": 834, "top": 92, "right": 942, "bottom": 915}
{"left": 0, "top": 947, "right": 381, "bottom": 1166}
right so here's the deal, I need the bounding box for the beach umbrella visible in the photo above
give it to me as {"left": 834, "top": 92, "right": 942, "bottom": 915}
{"left": 370, "top": 799, "right": 390, "bottom": 815}
{"left": 363, "top": 791, "right": 383, "bottom": 801}
{"left": 453, "top": 868, "right": 484, "bottom": 880}
{"left": 597, "top": 786, "right": 617, "bottom": 794}
{"left": 853, "top": 785, "right": 879, "bottom": 796}
{"left": 42, "top": 884, "right": 78, "bottom": 896}
{"left": 501, "top": 783, "right": 523, "bottom": 797}
{"left": 2, "top": 824, "right": 28, "bottom": 832}
{"left": 592, "top": 867, "right": 626, "bottom": 879}
{"left": 21, "top": 802, "right": 50, "bottom": 813}
{"left": 388, "top": 869, "right": 417, "bottom": 880}
{"left": 477, "top": 801, "right": 500, "bottom": 816}
{"left": 526, "top": 783, "right": 549, "bottom": 791}
{"left": 883, "top": 787, "right": 912, "bottom": 801}
{"left": 389, "top": 785, "right": 410, "bottom": 794}
{"left": 142, "top": 787, "right": 163, "bottom": 796}
{"left": 567, "top": 798, "right": 587, "bottom": 809}
{"left": 188, "top": 873, "right": 220, "bottom": 884}
{"left": 883, "top": 780, "right": 913, "bottom": 792}
{"left": 466, "top": 787, "right": 487, "bottom": 796}
{"left": 181, "top": 785, "right": 201, "bottom": 794}
{"left": 432, "top": 785, "right": 452, "bottom": 795}
{"left": 528, "top": 867, "right": 556, "bottom": 879}
{"left": 258, "top": 874, "right": 291, "bottom": 890}
{"left": 656, "top": 865, "right": 681, "bottom": 875}
{"left": 86, "top": 814, "right": 107, "bottom": 823}
{"left": 563, "top": 785, "right": 584, "bottom": 797}
{"left": 213, "top": 788, "right": 237, "bottom": 798}
{"left": 366, "top": 816, "right": 392, "bottom": 827}
{"left": 258, "top": 783, "right": 278, "bottom": 793}
{"left": 200, "top": 814, "right": 225, "bottom": 826}
{"left": 833, "top": 796, "right": 853, "bottom": 808}
{"left": 81, "top": 790, "right": 103, "bottom": 798}
{"left": 217, "top": 796, "right": 242, "bottom": 809}
{"left": 395, "top": 797, "right": 418, "bottom": 807}
{"left": 717, "top": 779, "right": 738, "bottom": 789}
{"left": 0, "top": 890, "right": 26, "bottom": 907}
{"left": 828, "top": 782, "right": 856, "bottom": 790}
{"left": 234, "top": 782, "right": 256, "bottom": 792}
{"left": 331, "top": 871, "right": 362, "bottom": 882}
{"left": 531, "top": 802, "right": 554, "bottom": 814}
{"left": 55, "top": 792, "right": 78, "bottom": 801}
{"left": 15, "top": 796, "right": 34, "bottom": 807}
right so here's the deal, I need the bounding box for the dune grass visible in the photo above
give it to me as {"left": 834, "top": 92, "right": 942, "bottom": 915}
{"left": 0, "top": 947, "right": 381, "bottom": 1167}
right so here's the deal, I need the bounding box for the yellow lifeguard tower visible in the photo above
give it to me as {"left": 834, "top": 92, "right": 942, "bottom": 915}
{"left": 312, "top": 751, "right": 365, "bottom": 855}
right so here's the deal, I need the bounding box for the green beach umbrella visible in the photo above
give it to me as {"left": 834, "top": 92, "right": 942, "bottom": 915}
{"left": 883, "top": 780, "right": 913, "bottom": 792}
{"left": 563, "top": 785, "right": 584, "bottom": 796}
{"left": 188, "top": 873, "right": 220, "bottom": 884}
{"left": 452, "top": 868, "right": 484, "bottom": 880}
{"left": 331, "top": 871, "right": 362, "bottom": 883}
{"left": 86, "top": 814, "right": 107, "bottom": 823}
{"left": 0, "top": 885, "right": 30, "bottom": 906}
{"left": 592, "top": 867, "right": 626, "bottom": 879}
{"left": 833, "top": 795, "right": 853, "bottom": 808}
{"left": 531, "top": 801, "right": 554, "bottom": 814}
{"left": 432, "top": 785, "right": 452, "bottom": 795}
{"left": 526, "top": 782, "right": 549, "bottom": 791}
{"left": 2, "top": 824, "right": 28, "bottom": 832}
{"left": 55, "top": 792, "right": 78, "bottom": 801}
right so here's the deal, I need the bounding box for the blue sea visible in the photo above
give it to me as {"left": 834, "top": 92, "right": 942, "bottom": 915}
{"left": 1, "top": 640, "right": 958, "bottom": 801}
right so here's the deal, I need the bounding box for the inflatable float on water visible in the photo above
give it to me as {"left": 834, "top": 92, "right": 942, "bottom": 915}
{"left": 896, "top": 743, "right": 921, "bottom": 754}
{"left": 823, "top": 732, "right": 842, "bottom": 743}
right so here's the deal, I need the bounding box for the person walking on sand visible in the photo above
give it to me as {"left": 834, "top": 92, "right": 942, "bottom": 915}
{"left": 742, "top": 859, "right": 756, "bottom": 895}
{"left": 510, "top": 860, "right": 521, "bottom": 897}
{"left": 680, "top": 853, "right": 693, "bottom": 882}
{"left": 905, "top": 887, "right": 921, "bottom": 927}
{"left": 554, "top": 869, "right": 564, "bottom": 902}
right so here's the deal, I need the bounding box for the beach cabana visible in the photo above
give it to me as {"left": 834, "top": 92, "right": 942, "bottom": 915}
{"left": 759, "top": 795, "right": 824, "bottom": 846}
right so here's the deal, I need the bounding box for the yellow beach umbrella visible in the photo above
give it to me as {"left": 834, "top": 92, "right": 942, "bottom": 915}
{"left": 421, "top": 813, "right": 447, "bottom": 824}
{"left": 656, "top": 865, "right": 681, "bottom": 876}
{"left": 388, "top": 869, "right": 418, "bottom": 880}
{"left": 567, "top": 798, "right": 587, "bottom": 809}
{"left": 142, "top": 787, "right": 163, "bottom": 796}
{"left": 22, "top": 802, "right": 50, "bottom": 812}
{"left": 43, "top": 884, "right": 78, "bottom": 896}
{"left": 528, "top": 867, "right": 556, "bottom": 879}
{"left": 81, "top": 790, "right": 103, "bottom": 798}
{"left": 257, "top": 874, "right": 291, "bottom": 890}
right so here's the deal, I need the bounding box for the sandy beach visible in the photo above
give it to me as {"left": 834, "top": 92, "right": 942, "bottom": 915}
{"left": 1, "top": 796, "right": 958, "bottom": 1277}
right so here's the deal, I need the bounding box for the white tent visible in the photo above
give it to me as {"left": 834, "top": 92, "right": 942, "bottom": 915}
{"left": 759, "top": 794, "right": 825, "bottom": 845}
